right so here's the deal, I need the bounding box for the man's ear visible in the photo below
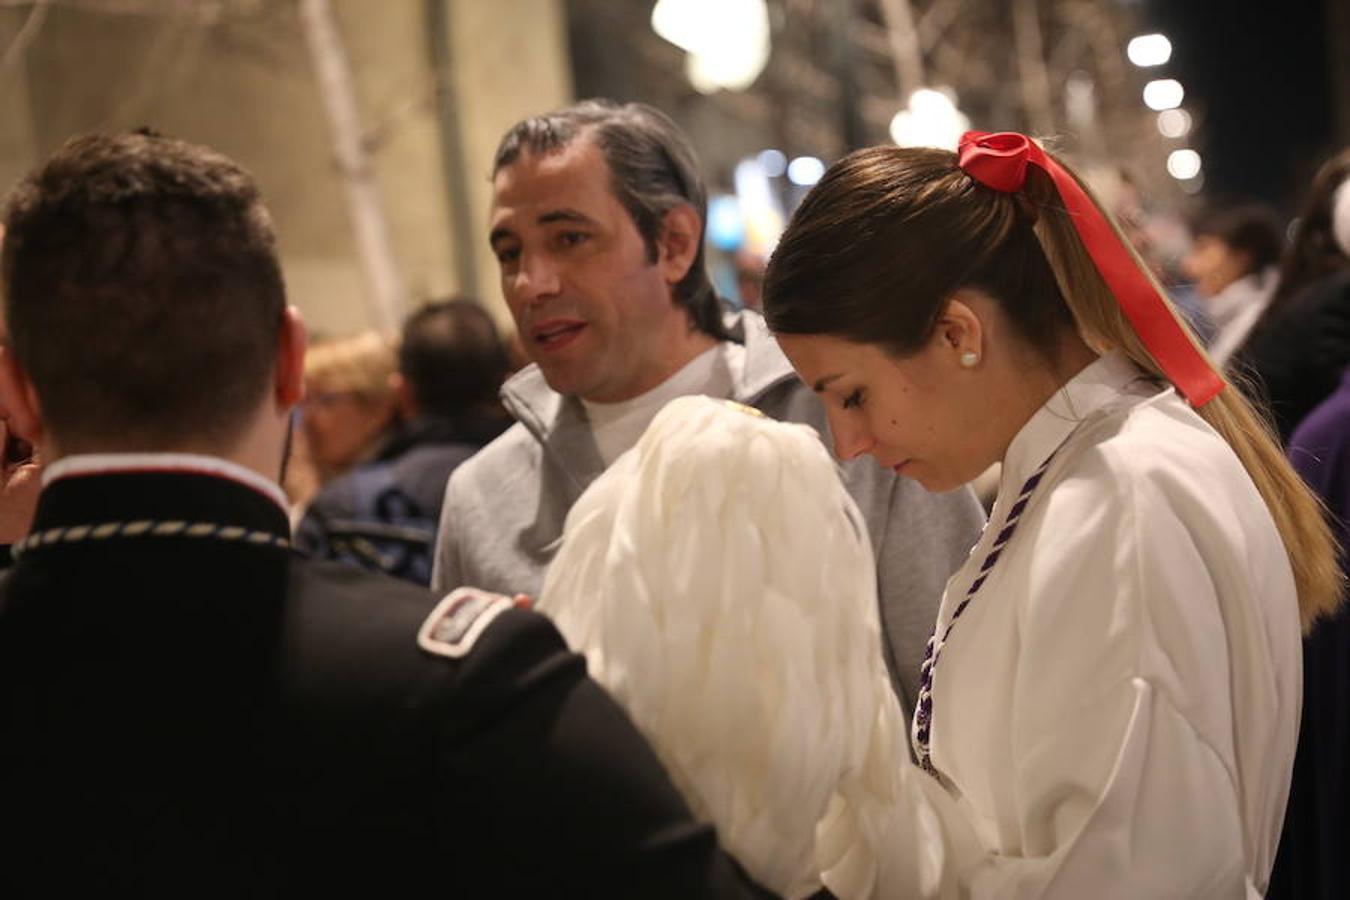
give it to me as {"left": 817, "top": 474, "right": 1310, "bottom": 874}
{"left": 274, "top": 306, "right": 308, "bottom": 410}
{"left": 0, "top": 345, "right": 44, "bottom": 446}
{"left": 656, "top": 204, "right": 702, "bottom": 286}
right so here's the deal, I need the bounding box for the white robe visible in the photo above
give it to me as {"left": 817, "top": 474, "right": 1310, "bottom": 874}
{"left": 857, "top": 351, "right": 1301, "bottom": 899}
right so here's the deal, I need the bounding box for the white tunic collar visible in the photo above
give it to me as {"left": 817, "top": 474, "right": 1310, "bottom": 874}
{"left": 43, "top": 452, "right": 289, "bottom": 513}
{"left": 998, "top": 351, "right": 1159, "bottom": 503}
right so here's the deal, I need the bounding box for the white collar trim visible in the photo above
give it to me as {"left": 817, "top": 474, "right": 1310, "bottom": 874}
{"left": 44, "top": 453, "right": 289, "bottom": 512}
{"left": 998, "top": 351, "right": 1157, "bottom": 501}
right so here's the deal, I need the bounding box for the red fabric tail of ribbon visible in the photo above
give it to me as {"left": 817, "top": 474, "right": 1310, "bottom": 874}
{"left": 957, "top": 131, "right": 1223, "bottom": 408}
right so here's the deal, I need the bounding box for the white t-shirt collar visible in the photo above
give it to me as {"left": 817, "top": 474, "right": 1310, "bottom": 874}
{"left": 581, "top": 344, "right": 743, "bottom": 467}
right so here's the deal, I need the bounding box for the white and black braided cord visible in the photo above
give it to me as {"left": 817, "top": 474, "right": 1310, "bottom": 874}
{"left": 11, "top": 520, "right": 290, "bottom": 561}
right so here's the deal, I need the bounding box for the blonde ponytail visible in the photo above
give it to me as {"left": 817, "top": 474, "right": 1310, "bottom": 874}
{"left": 1030, "top": 163, "right": 1343, "bottom": 631}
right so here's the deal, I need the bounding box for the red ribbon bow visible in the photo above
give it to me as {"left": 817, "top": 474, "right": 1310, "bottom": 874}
{"left": 957, "top": 131, "right": 1222, "bottom": 408}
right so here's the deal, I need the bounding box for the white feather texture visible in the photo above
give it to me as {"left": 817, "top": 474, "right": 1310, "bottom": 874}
{"left": 539, "top": 395, "right": 908, "bottom": 899}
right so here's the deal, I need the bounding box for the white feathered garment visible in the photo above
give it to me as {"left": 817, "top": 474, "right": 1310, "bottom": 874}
{"left": 539, "top": 395, "right": 907, "bottom": 899}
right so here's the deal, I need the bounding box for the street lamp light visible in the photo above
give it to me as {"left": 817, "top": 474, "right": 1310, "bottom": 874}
{"left": 889, "top": 87, "right": 971, "bottom": 151}
{"left": 1167, "top": 149, "right": 1202, "bottom": 180}
{"left": 1143, "top": 79, "right": 1185, "bottom": 111}
{"left": 1127, "top": 34, "right": 1172, "bottom": 67}
{"left": 757, "top": 149, "right": 787, "bottom": 178}
{"left": 1157, "top": 109, "right": 1192, "bottom": 139}
{"left": 652, "top": 0, "right": 771, "bottom": 93}
{"left": 787, "top": 156, "right": 826, "bottom": 187}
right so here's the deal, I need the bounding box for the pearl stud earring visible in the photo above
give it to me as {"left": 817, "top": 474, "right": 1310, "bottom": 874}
{"left": 959, "top": 351, "right": 980, "bottom": 368}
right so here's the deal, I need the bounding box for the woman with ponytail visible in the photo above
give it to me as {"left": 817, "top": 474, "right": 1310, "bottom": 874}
{"left": 763, "top": 132, "right": 1342, "bottom": 898}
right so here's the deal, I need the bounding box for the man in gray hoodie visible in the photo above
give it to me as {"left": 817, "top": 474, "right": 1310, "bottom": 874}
{"left": 431, "top": 99, "right": 985, "bottom": 714}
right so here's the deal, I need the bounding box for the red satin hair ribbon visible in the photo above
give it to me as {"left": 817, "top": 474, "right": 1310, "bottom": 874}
{"left": 957, "top": 130, "right": 1223, "bottom": 408}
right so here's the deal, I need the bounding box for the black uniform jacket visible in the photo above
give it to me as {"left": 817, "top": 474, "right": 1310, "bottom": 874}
{"left": 0, "top": 469, "right": 775, "bottom": 899}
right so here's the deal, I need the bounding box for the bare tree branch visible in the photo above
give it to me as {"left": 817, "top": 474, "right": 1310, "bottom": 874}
{"left": 1012, "top": 0, "right": 1055, "bottom": 134}
{"left": 877, "top": 0, "right": 925, "bottom": 96}
{"left": 916, "top": 0, "right": 964, "bottom": 55}
{"left": 362, "top": 79, "right": 437, "bottom": 153}
{"left": 103, "top": 15, "right": 201, "bottom": 129}
{"left": 1, "top": 0, "right": 50, "bottom": 70}
{"left": 298, "top": 0, "right": 405, "bottom": 334}
{"left": 0, "top": 0, "right": 271, "bottom": 24}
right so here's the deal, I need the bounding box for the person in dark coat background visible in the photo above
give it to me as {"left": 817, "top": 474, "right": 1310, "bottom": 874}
{"left": 295, "top": 298, "right": 512, "bottom": 584}
{"left": 1235, "top": 148, "right": 1350, "bottom": 441}
{"left": 1259, "top": 149, "right": 1350, "bottom": 900}
{"left": 1271, "top": 370, "right": 1350, "bottom": 900}
{"left": 0, "top": 130, "right": 775, "bottom": 899}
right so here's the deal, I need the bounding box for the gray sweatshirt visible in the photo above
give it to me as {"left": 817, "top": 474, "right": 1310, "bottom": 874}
{"left": 431, "top": 310, "right": 985, "bottom": 715}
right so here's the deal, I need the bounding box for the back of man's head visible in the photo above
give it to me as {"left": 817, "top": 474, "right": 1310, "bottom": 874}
{"left": 492, "top": 99, "right": 728, "bottom": 341}
{"left": 1, "top": 131, "right": 285, "bottom": 452}
{"left": 399, "top": 298, "right": 508, "bottom": 419}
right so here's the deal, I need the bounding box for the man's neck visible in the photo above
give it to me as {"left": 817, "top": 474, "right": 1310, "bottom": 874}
{"left": 41, "top": 451, "right": 290, "bottom": 511}
{"left": 42, "top": 413, "right": 289, "bottom": 499}
{"left": 588, "top": 328, "right": 719, "bottom": 404}
{"left": 580, "top": 341, "right": 734, "bottom": 468}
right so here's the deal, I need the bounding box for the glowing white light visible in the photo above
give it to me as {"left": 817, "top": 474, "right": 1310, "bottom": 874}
{"left": 1157, "top": 108, "right": 1192, "bottom": 138}
{"left": 707, "top": 195, "right": 745, "bottom": 251}
{"left": 653, "top": 0, "right": 771, "bottom": 93}
{"left": 787, "top": 156, "right": 825, "bottom": 187}
{"left": 1065, "top": 71, "right": 1097, "bottom": 129}
{"left": 1333, "top": 181, "right": 1350, "bottom": 256}
{"left": 888, "top": 87, "right": 970, "bottom": 151}
{"left": 1179, "top": 172, "right": 1205, "bottom": 195}
{"left": 757, "top": 148, "right": 787, "bottom": 178}
{"left": 1143, "top": 78, "right": 1185, "bottom": 111}
{"left": 1127, "top": 33, "right": 1172, "bottom": 67}
{"left": 734, "top": 156, "right": 785, "bottom": 252}
{"left": 1167, "top": 148, "right": 1202, "bottom": 180}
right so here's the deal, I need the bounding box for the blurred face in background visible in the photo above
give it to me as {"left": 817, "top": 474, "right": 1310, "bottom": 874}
{"left": 1182, "top": 235, "right": 1251, "bottom": 298}
{"left": 300, "top": 331, "right": 398, "bottom": 479}
{"left": 300, "top": 385, "right": 397, "bottom": 477}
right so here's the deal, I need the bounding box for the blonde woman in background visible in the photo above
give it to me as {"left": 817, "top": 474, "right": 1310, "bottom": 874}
{"left": 301, "top": 331, "right": 400, "bottom": 483}
{"left": 282, "top": 331, "right": 399, "bottom": 521}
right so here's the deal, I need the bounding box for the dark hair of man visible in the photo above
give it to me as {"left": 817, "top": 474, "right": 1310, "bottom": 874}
{"left": 399, "top": 298, "right": 508, "bottom": 417}
{"left": 1, "top": 131, "right": 286, "bottom": 452}
{"left": 493, "top": 98, "right": 731, "bottom": 341}
{"left": 1192, "top": 204, "right": 1285, "bottom": 276}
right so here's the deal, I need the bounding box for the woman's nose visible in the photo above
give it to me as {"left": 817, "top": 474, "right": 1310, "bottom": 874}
{"left": 830, "top": 416, "right": 876, "bottom": 462}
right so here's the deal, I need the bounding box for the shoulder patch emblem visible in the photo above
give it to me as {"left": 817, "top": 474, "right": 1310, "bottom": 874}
{"left": 722, "top": 399, "right": 765, "bottom": 418}
{"left": 417, "top": 587, "right": 513, "bottom": 659}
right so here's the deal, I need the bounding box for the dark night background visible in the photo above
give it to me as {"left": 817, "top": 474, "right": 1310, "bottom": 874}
{"left": 1143, "top": 0, "right": 1340, "bottom": 213}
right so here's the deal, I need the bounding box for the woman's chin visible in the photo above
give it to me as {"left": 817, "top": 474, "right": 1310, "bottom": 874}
{"left": 892, "top": 462, "right": 974, "bottom": 495}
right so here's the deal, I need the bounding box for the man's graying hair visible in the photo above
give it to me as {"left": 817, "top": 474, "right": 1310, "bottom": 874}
{"left": 493, "top": 99, "right": 730, "bottom": 341}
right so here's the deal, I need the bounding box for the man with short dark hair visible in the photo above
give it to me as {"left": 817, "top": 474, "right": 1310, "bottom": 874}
{"left": 0, "top": 131, "right": 775, "bottom": 898}
{"left": 432, "top": 99, "right": 986, "bottom": 714}
{"left": 296, "top": 298, "right": 512, "bottom": 584}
